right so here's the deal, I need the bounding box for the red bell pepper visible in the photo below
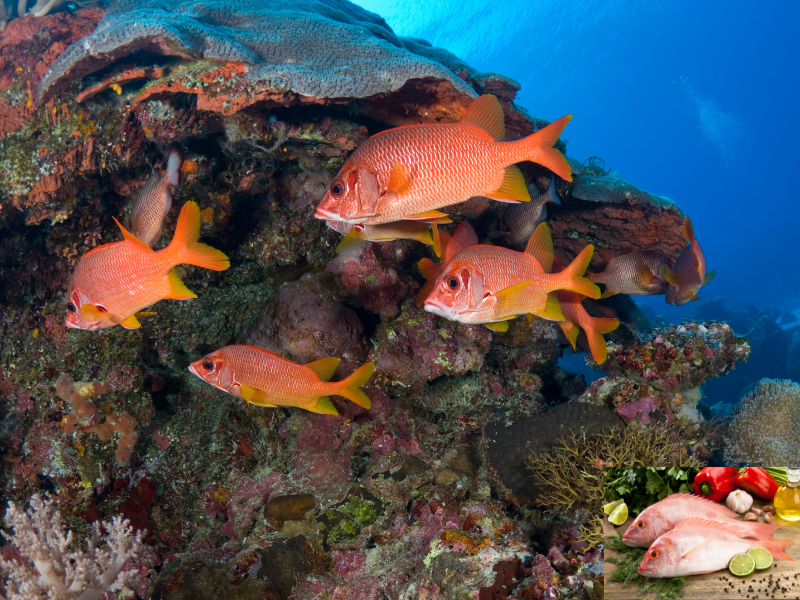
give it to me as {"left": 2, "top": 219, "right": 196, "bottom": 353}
{"left": 735, "top": 467, "right": 779, "bottom": 500}
{"left": 692, "top": 467, "right": 737, "bottom": 502}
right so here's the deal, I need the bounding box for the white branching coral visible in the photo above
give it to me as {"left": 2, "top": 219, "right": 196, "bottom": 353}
{"left": 0, "top": 494, "right": 145, "bottom": 600}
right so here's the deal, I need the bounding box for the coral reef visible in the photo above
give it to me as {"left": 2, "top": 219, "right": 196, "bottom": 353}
{"left": 723, "top": 378, "right": 800, "bottom": 465}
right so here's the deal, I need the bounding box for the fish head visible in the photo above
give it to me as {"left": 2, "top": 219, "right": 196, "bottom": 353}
{"left": 622, "top": 511, "right": 664, "bottom": 548}
{"left": 637, "top": 539, "right": 680, "bottom": 578}
{"left": 424, "top": 261, "right": 491, "bottom": 321}
{"left": 188, "top": 349, "right": 236, "bottom": 392}
{"left": 315, "top": 163, "right": 381, "bottom": 224}
{"left": 64, "top": 287, "right": 115, "bottom": 330}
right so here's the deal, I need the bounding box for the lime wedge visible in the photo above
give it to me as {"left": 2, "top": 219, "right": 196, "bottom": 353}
{"left": 604, "top": 499, "right": 625, "bottom": 515}
{"left": 608, "top": 502, "right": 628, "bottom": 526}
{"left": 729, "top": 553, "right": 756, "bottom": 577}
{"left": 747, "top": 547, "right": 773, "bottom": 571}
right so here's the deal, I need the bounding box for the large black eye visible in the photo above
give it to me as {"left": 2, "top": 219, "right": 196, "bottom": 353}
{"left": 649, "top": 550, "right": 659, "bottom": 560}
{"left": 202, "top": 361, "right": 214, "bottom": 371}
{"left": 67, "top": 302, "right": 76, "bottom": 313}
{"left": 448, "top": 279, "right": 458, "bottom": 289}
{"left": 331, "top": 183, "right": 343, "bottom": 196}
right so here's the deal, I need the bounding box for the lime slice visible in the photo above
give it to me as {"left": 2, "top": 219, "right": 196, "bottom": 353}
{"left": 608, "top": 502, "right": 628, "bottom": 525}
{"left": 729, "top": 553, "right": 756, "bottom": 577}
{"left": 604, "top": 499, "right": 625, "bottom": 515}
{"left": 747, "top": 547, "right": 773, "bottom": 571}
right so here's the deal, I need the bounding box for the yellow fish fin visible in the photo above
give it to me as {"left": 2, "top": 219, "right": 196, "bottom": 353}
{"left": 120, "top": 314, "right": 142, "bottom": 329}
{"left": 306, "top": 396, "right": 339, "bottom": 415}
{"left": 134, "top": 311, "right": 157, "bottom": 318}
{"left": 703, "top": 269, "right": 716, "bottom": 285}
{"left": 526, "top": 313, "right": 536, "bottom": 324}
{"left": 485, "top": 320, "right": 510, "bottom": 332}
{"left": 165, "top": 268, "right": 197, "bottom": 299}
{"left": 336, "top": 228, "right": 367, "bottom": 254}
{"left": 305, "top": 357, "right": 339, "bottom": 382}
{"left": 460, "top": 94, "right": 505, "bottom": 141}
{"left": 536, "top": 294, "right": 565, "bottom": 322}
{"left": 493, "top": 280, "right": 533, "bottom": 316}
{"left": 558, "top": 320, "right": 580, "bottom": 350}
{"left": 387, "top": 162, "right": 413, "bottom": 195}
{"left": 335, "top": 362, "right": 374, "bottom": 409}
{"left": 484, "top": 165, "right": 531, "bottom": 203}
{"left": 239, "top": 385, "right": 276, "bottom": 406}
{"left": 679, "top": 216, "right": 694, "bottom": 244}
{"left": 80, "top": 304, "right": 106, "bottom": 322}
{"left": 404, "top": 210, "right": 452, "bottom": 223}
{"left": 659, "top": 264, "right": 680, "bottom": 285}
{"left": 430, "top": 224, "right": 442, "bottom": 257}
{"left": 113, "top": 217, "right": 153, "bottom": 252}
{"left": 524, "top": 222, "right": 554, "bottom": 272}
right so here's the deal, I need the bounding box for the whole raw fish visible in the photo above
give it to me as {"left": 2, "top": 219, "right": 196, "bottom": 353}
{"left": 189, "top": 344, "right": 374, "bottom": 415}
{"left": 660, "top": 216, "right": 715, "bottom": 305}
{"left": 130, "top": 148, "right": 182, "bottom": 247}
{"left": 420, "top": 222, "right": 600, "bottom": 331}
{"left": 638, "top": 518, "right": 792, "bottom": 578}
{"left": 315, "top": 95, "right": 572, "bottom": 225}
{"left": 623, "top": 493, "right": 782, "bottom": 548}
{"left": 589, "top": 250, "right": 671, "bottom": 298}
{"left": 65, "top": 201, "right": 229, "bottom": 330}
{"left": 327, "top": 220, "right": 444, "bottom": 256}
{"left": 502, "top": 175, "right": 561, "bottom": 249}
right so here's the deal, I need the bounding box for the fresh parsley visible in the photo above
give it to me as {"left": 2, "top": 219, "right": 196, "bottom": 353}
{"left": 605, "top": 467, "right": 701, "bottom": 515}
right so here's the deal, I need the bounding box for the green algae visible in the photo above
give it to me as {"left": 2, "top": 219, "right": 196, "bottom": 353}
{"left": 324, "top": 491, "right": 380, "bottom": 544}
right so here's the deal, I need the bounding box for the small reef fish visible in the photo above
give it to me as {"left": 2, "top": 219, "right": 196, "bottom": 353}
{"left": 188, "top": 344, "right": 375, "bottom": 415}
{"left": 638, "top": 518, "right": 792, "bottom": 578}
{"left": 501, "top": 175, "right": 561, "bottom": 249}
{"left": 420, "top": 221, "right": 600, "bottom": 331}
{"left": 660, "top": 216, "right": 715, "bottom": 305}
{"left": 65, "top": 201, "right": 229, "bottom": 330}
{"left": 315, "top": 94, "right": 572, "bottom": 225}
{"left": 623, "top": 493, "right": 781, "bottom": 548}
{"left": 589, "top": 250, "right": 671, "bottom": 298}
{"left": 130, "top": 148, "right": 183, "bottom": 247}
{"left": 326, "top": 220, "right": 444, "bottom": 256}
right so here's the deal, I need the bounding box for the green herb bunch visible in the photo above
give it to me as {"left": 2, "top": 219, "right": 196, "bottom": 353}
{"left": 605, "top": 467, "right": 702, "bottom": 516}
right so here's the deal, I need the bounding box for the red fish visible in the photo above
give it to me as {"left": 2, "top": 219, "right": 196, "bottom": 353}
{"left": 188, "top": 345, "right": 374, "bottom": 414}
{"left": 419, "top": 222, "right": 599, "bottom": 331}
{"left": 129, "top": 148, "right": 182, "bottom": 247}
{"left": 315, "top": 95, "right": 572, "bottom": 225}
{"left": 660, "top": 216, "right": 715, "bottom": 305}
{"left": 65, "top": 201, "right": 229, "bottom": 330}
{"left": 327, "top": 220, "right": 444, "bottom": 256}
{"left": 589, "top": 250, "right": 671, "bottom": 298}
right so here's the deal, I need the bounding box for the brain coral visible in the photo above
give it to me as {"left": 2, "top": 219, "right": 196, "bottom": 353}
{"left": 38, "top": 0, "right": 476, "bottom": 102}
{"left": 724, "top": 378, "right": 800, "bottom": 465}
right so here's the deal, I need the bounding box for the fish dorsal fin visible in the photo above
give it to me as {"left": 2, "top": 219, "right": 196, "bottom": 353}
{"left": 239, "top": 385, "right": 276, "bottom": 406}
{"left": 461, "top": 94, "right": 505, "bottom": 141}
{"left": 664, "top": 493, "right": 739, "bottom": 517}
{"left": 493, "top": 280, "right": 532, "bottom": 316}
{"left": 418, "top": 257, "right": 440, "bottom": 281}
{"left": 659, "top": 264, "right": 680, "bottom": 286}
{"left": 559, "top": 320, "right": 580, "bottom": 350}
{"left": 405, "top": 210, "right": 452, "bottom": 223}
{"left": 120, "top": 314, "right": 142, "bottom": 329}
{"left": 704, "top": 269, "right": 716, "bottom": 285}
{"left": 445, "top": 222, "right": 479, "bottom": 262}
{"left": 336, "top": 227, "right": 367, "bottom": 254}
{"left": 305, "top": 357, "right": 339, "bottom": 382}
{"left": 673, "top": 518, "right": 750, "bottom": 538}
{"left": 524, "top": 222, "right": 554, "bottom": 272}
{"left": 113, "top": 217, "right": 153, "bottom": 253}
{"left": 165, "top": 269, "right": 197, "bottom": 299}
{"left": 386, "top": 162, "right": 413, "bottom": 195}
{"left": 307, "top": 397, "right": 339, "bottom": 415}
{"left": 537, "top": 293, "right": 565, "bottom": 322}
{"left": 485, "top": 165, "right": 531, "bottom": 203}
{"left": 679, "top": 216, "right": 694, "bottom": 244}
{"left": 484, "top": 320, "right": 511, "bottom": 332}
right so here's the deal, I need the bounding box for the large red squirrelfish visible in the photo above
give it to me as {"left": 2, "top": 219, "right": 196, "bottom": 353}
{"left": 188, "top": 345, "right": 375, "bottom": 414}
{"left": 65, "top": 201, "right": 229, "bottom": 330}
{"left": 660, "top": 216, "right": 715, "bottom": 305}
{"left": 130, "top": 148, "right": 182, "bottom": 247}
{"left": 327, "top": 220, "right": 444, "bottom": 256}
{"left": 315, "top": 95, "right": 572, "bottom": 225}
{"left": 419, "top": 222, "right": 600, "bottom": 331}
{"left": 589, "top": 250, "right": 671, "bottom": 298}
{"left": 623, "top": 493, "right": 782, "bottom": 548}
{"left": 638, "top": 518, "right": 792, "bottom": 578}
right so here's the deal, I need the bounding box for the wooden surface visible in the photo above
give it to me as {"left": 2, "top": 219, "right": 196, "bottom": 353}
{"left": 604, "top": 500, "right": 800, "bottom": 599}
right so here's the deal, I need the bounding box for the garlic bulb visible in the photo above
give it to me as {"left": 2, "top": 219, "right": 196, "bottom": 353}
{"left": 726, "top": 489, "right": 754, "bottom": 514}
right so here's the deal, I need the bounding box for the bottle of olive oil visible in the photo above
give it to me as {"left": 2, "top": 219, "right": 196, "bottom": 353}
{"left": 775, "top": 467, "right": 800, "bottom": 522}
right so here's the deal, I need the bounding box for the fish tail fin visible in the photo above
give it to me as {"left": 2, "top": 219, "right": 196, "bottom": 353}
{"left": 334, "top": 362, "right": 375, "bottom": 409}
{"left": 546, "top": 175, "right": 561, "bottom": 205}
{"left": 166, "top": 147, "right": 183, "bottom": 186}
{"left": 560, "top": 245, "right": 601, "bottom": 299}
{"left": 584, "top": 316, "right": 619, "bottom": 364}
{"left": 169, "top": 201, "right": 230, "bottom": 271}
{"left": 521, "top": 115, "right": 573, "bottom": 181}
{"left": 762, "top": 538, "right": 794, "bottom": 562}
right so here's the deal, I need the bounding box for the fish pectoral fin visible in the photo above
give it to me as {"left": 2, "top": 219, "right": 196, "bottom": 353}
{"left": 484, "top": 165, "right": 531, "bottom": 203}
{"left": 493, "top": 280, "right": 533, "bottom": 316}
{"left": 536, "top": 294, "right": 565, "bottom": 322}
{"left": 305, "top": 357, "right": 339, "bottom": 382}
{"left": 239, "top": 385, "right": 276, "bottom": 406}
{"left": 386, "top": 162, "right": 413, "bottom": 195}
{"left": 404, "top": 210, "right": 453, "bottom": 224}
{"left": 524, "top": 222, "right": 554, "bottom": 272}
{"left": 80, "top": 304, "right": 107, "bottom": 321}
{"left": 679, "top": 540, "right": 714, "bottom": 566}
{"left": 559, "top": 320, "right": 580, "bottom": 350}
{"left": 120, "top": 314, "right": 142, "bottom": 329}
{"left": 703, "top": 269, "right": 716, "bottom": 285}
{"left": 418, "top": 257, "right": 440, "bottom": 281}
{"left": 336, "top": 228, "right": 368, "bottom": 254}
{"left": 484, "top": 320, "right": 512, "bottom": 332}
{"left": 113, "top": 217, "right": 153, "bottom": 252}
{"left": 460, "top": 94, "right": 506, "bottom": 141}
{"left": 306, "top": 396, "right": 339, "bottom": 415}
{"left": 165, "top": 269, "right": 197, "bottom": 299}
{"left": 658, "top": 264, "right": 680, "bottom": 285}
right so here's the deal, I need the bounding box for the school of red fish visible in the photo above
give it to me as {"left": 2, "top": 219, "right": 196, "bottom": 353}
{"left": 64, "top": 93, "right": 715, "bottom": 410}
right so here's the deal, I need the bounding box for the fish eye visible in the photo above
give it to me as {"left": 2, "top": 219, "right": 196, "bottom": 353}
{"left": 649, "top": 550, "right": 659, "bottom": 560}
{"left": 637, "top": 521, "right": 644, "bottom": 529}
{"left": 448, "top": 278, "right": 459, "bottom": 289}
{"left": 67, "top": 302, "right": 76, "bottom": 313}
{"left": 202, "top": 361, "right": 214, "bottom": 371}
{"left": 331, "top": 182, "right": 344, "bottom": 197}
